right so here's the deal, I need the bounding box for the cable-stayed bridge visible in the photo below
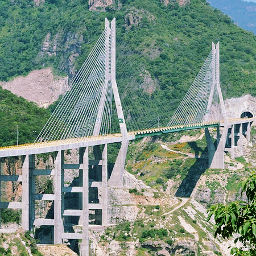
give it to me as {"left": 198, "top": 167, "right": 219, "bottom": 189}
{"left": 0, "top": 18, "right": 255, "bottom": 255}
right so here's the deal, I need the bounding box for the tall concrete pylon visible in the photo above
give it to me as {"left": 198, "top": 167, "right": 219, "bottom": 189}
{"left": 205, "top": 42, "right": 228, "bottom": 169}
{"left": 107, "top": 18, "right": 129, "bottom": 187}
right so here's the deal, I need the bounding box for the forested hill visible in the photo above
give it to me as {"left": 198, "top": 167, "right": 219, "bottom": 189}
{"left": 0, "top": 0, "right": 256, "bottom": 145}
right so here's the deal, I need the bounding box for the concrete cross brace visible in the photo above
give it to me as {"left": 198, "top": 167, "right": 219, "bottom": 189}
{"left": 54, "top": 151, "right": 64, "bottom": 244}
{"left": 80, "top": 147, "right": 89, "bottom": 256}
{"left": 22, "top": 155, "right": 30, "bottom": 231}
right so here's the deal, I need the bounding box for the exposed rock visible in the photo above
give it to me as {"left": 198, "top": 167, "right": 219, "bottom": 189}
{"left": 172, "top": 239, "right": 197, "bottom": 255}
{"left": 160, "top": 0, "right": 170, "bottom": 6}
{"left": 158, "top": 248, "right": 170, "bottom": 256}
{"left": 178, "top": 0, "right": 190, "bottom": 6}
{"left": 40, "top": 33, "right": 58, "bottom": 57}
{"left": 88, "top": 0, "right": 114, "bottom": 11}
{"left": 123, "top": 170, "right": 150, "bottom": 190}
{"left": 0, "top": 68, "right": 69, "bottom": 108}
{"left": 160, "top": 0, "right": 190, "bottom": 6}
{"left": 38, "top": 31, "right": 84, "bottom": 77}
{"left": 108, "top": 187, "right": 139, "bottom": 223}
{"left": 34, "top": 0, "right": 45, "bottom": 6}
{"left": 37, "top": 244, "right": 77, "bottom": 256}
{"left": 140, "top": 70, "right": 158, "bottom": 95}
{"left": 225, "top": 94, "right": 256, "bottom": 119}
{"left": 125, "top": 8, "right": 155, "bottom": 29}
{"left": 143, "top": 42, "right": 161, "bottom": 60}
{"left": 108, "top": 240, "right": 122, "bottom": 255}
{"left": 142, "top": 240, "right": 170, "bottom": 251}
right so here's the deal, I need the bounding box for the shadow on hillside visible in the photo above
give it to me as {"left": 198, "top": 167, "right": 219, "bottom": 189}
{"left": 175, "top": 143, "right": 208, "bottom": 198}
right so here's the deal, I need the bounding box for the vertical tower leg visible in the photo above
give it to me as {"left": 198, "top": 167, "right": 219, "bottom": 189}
{"left": 29, "top": 155, "right": 35, "bottom": 231}
{"left": 22, "top": 155, "right": 30, "bottom": 231}
{"left": 205, "top": 128, "right": 215, "bottom": 167}
{"left": 247, "top": 122, "right": 251, "bottom": 142}
{"left": 108, "top": 141, "right": 128, "bottom": 187}
{"left": 80, "top": 147, "right": 89, "bottom": 256}
{"left": 54, "top": 151, "right": 64, "bottom": 244}
{"left": 217, "top": 126, "right": 220, "bottom": 145}
{"left": 0, "top": 161, "right": 2, "bottom": 228}
{"left": 210, "top": 126, "right": 228, "bottom": 169}
{"left": 231, "top": 125, "right": 235, "bottom": 159}
{"left": 102, "top": 144, "right": 108, "bottom": 226}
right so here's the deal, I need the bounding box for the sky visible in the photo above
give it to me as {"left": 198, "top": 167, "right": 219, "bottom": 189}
{"left": 208, "top": 0, "right": 256, "bottom": 34}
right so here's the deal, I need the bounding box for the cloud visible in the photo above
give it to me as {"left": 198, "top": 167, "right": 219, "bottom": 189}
{"left": 243, "top": 0, "right": 256, "bottom": 2}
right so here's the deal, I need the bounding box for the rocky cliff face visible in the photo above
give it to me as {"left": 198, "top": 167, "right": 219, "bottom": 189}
{"left": 161, "top": 0, "right": 190, "bottom": 6}
{"left": 89, "top": 0, "right": 114, "bottom": 10}
{"left": 34, "top": 0, "right": 45, "bottom": 6}
{"left": 38, "top": 31, "right": 84, "bottom": 78}
{"left": 0, "top": 68, "right": 69, "bottom": 108}
{"left": 88, "top": 0, "right": 190, "bottom": 10}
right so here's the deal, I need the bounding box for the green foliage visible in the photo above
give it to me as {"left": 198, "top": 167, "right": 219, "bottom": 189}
{"left": 1, "top": 209, "right": 21, "bottom": 224}
{"left": 0, "top": 87, "right": 50, "bottom": 147}
{"left": 24, "top": 231, "right": 43, "bottom": 256}
{"left": 113, "top": 221, "right": 132, "bottom": 241}
{"left": 208, "top": 171, "right": 256, "bottom": 255}
{"left": 13, "top": 238, "right": 29, "bottom": 256}
{"left": 0, "top": 0, "right": 256, "bottom": 138}
{"left": 129, "top": 188, "right": 143, "bottom": 195}
{"left": 226, "top": 174, "right": 243, "bottom": 192}
{"left": 144, "top": 205, "right": 161, "bottom": 216}
{"left": 235, "top": 156, "right": 247, "bottom": 165}
{"left": 42, "top": 179, "right": 54, "bottom": 194}
{"left": 140, "top": 228, "right": 168, "bottom": 242}
{"left": 0, "top": 247, "right": 12, "bottom": 256}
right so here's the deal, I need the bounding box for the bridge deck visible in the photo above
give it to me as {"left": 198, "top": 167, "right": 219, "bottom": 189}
{"left": 0, "top": 118, "right": 254, "bottom": 158}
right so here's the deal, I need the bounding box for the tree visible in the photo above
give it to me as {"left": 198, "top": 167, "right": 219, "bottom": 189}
{"left": 208, "top": 171, "right": 256, "bottom": 255}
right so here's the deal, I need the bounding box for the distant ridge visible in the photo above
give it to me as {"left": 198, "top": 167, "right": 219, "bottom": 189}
{"left": 208, "top": 0, "right": 256, "bottom": 34}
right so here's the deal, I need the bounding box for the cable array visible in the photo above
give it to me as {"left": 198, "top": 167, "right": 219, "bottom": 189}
{"left": 36, "top": 28, "right": 114, "bottom": 142}
{"left": 36, "top": 19, "right": 221, "bottom": 143}
{"left": 167, "top": 51, "right": 217, "bottom": 127}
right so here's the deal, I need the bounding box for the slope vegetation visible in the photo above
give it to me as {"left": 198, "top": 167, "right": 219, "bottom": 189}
{"left": 0, "top": 0, "right": 256, "bottom": 133}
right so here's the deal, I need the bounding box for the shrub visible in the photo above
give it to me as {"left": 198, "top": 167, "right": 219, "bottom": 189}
{"left": 156, "top": 178, "right": 164, "bottom": 184}
{"left": 1, "top": 209, "right": 21, "bottom": 224}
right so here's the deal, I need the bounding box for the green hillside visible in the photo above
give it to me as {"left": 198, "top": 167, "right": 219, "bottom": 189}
{"left": 0, "top": 87, "right": 49, "bottom": 147}
{"left": 0, "top": 0, "right": 256, "bottom": 144}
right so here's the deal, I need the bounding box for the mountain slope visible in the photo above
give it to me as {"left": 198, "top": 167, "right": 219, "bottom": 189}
{"left": 0, "top": 0, "right": 256, "bottom": 134}
{"left": 1, "top": 0, "right": 256, "bottom": 146}
{"left": 0, "top": 87, "right": 50, "bottom": 147}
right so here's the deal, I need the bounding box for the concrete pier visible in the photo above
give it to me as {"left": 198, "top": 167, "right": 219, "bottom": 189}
{"left": 80, "top": 147, "right": 89, "bottom": 256}
{"left": 22, "top": 155, "right": 30, "bottom": 231}
{"left": 54, "top": 151, "right": 64, "bottom": 244}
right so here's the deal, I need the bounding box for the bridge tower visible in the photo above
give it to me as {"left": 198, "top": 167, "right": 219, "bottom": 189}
{"left": 0, "top": 18, "right": 128, "bottom": 256}
{"left": 204, "top": 43, "right": 253, "bottom": 169}
{"left": 204, "top": 42, "right": 228, "bottom": 169}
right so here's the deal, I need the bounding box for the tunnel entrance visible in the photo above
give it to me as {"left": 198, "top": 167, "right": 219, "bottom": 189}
{"left": 241, "top": 111, "right": 253, "bottom": 138}
{"left": 241, "top": 111, "right": 253, "bottom": 119}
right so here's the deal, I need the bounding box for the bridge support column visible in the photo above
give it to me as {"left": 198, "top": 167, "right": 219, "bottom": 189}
{"left": 206, "top": 126, "right": 228, "bottom": 169}
{"left": 108, "top": 141, "right": 128, "bottom": 187}
{"left": 22, "top": 155, "right": 30, "bottom": 231}
{"left": 238, "top": 124, "right": 242, "bottom": 137}
{"left": 102, "top": 144, "right": 108, "bottom": 226}
{"left": 80, "top": 147, "right": 89, "bottom": 256}
{"left": 54, "top": 151, "right": 64, "bottom": 244}
{"left": 211, "top": 126, "right": 228, "bottom": 169}
{"left": 217, "top": 126, "right": 220, "bottom": 145}
{"left": 231, "top": 125, "right": 235, "bottom": 159}
{"left": 247, "top": 122, "right": 251, "bottom": 142}
{"left": 205, "top": 128, "right": 215, "bottom": 167}
{"left": 0, "top": 161, "right": 2, "bottom": 228}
